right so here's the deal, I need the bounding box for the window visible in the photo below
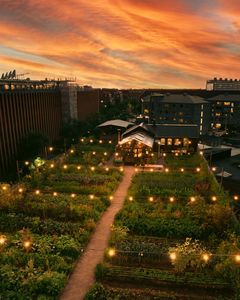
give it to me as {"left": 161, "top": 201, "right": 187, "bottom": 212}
{"left": 224, "top": 102, "right": 230, "bottom": 106}
{"left": 183, "top": 138, "right": 189, "bottom": 146}
{"left": 167, "top": 138, "right": 172, "bottom": 145}
{"left": 174, "top": 139, "right": 181, "bottom": 146}
{"left": 160, "top": 138, "right": 165, "bottom": 145}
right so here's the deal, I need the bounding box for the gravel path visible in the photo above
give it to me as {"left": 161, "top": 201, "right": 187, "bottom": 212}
{"left": 60, "top": 166, "right": 134, "bottom": 300}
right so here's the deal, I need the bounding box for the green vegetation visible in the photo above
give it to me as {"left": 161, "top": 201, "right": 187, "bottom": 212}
{"left": 87, "top": 153, "right": 240, "bottom": 300}
{"left": 0, "top": 142, "right": 122, "bottom": 299}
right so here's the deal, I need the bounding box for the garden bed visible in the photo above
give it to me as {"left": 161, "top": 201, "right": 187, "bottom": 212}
{"left": 0, "top": 143, "right": 122, "bottom": 299}
{"left": 88, "top": 153, "right": 240, "bottom": 299}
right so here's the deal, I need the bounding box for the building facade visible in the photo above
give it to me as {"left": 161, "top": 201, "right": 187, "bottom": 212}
{"left": 0, "top": 79, "right": 62, "bottom": 180}
{"left": 207, "top": 94, "right": 240, "bottom": 130}
{"left": 142, "top": 93, "right": 211, "bottom": 135}
{"left": 206, "top": 78, "right": 240, "bottom": 91}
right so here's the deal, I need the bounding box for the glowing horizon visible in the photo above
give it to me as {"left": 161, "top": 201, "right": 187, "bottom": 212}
{"left": 0, "top": 0, "right": 240, "bottom": 89}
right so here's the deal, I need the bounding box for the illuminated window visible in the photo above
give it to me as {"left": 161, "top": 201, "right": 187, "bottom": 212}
{"left": 160, "top": 138, "right": 165, "bottom": 145}
{"left": 179, "top": 119, "right": 184, "bottom": 123}
{"left": 174, "top": 139, "right": 181, "bottom": 146}
{"left": 183, "top": 138, "right": 188, "bottom": 146}
{"left": 215, "top": 113, "right": 221, "bottom": 116}
{"left": 224, "top": 102, "right": 230, "bottom": 106}
{"left": 167, "top": 138, "right": 172, "bottom": 145}
{"left": 216, "top": 123, "right": 221, "bottom": 129}
{"left": 201, "top": 111, "right": 203, "bottom": 117}
{"left": 231, "top": 108, "right": 233, "bottom": 113}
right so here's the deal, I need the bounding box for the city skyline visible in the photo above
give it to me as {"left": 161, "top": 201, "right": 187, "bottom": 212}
{"left": 0, "top": 0, "right": 240, "bottom": 89}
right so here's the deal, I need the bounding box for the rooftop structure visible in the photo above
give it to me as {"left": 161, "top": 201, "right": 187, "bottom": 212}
{"left": 206, "top": 78, "right": 240, "bottom": 91}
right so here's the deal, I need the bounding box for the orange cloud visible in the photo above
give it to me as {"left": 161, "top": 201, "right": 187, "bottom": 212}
{"left": 0, "top": 0, "right": 239, "bottom": 88}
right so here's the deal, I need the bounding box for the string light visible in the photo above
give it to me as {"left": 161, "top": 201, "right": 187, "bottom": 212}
{"left": 90, "top": 139, "right": 93, "bottom": 143}
{"left": 235, "top": 255, "right": 240, "bottom": 262}
{"left": 115, "top": 152, "right": 119, "bottom": 157}
{"left": 233, "top": 195, "right": 239, "bottom": 201}
{"left": 99, "top": 140, "right": 103, "bottom": 144}
{"left": 77, "top": 165, "right": 81, "bottom": 170}
{"left": 211, "top": 196, "right": 217, "bottom": 202}
{"left": 212, "top": 167, "right": 216, "bottom": 172}
{"left": 108, "top": 248, "right": 116, "bottom": 257}
{"left": 149, "top": 196, "right": 154, "bottom": 202}
{"left": 163, "top": 153, "right": 166, "bottom": 157}
{"left": 120, "top": 167, "right": 124, "bottom": 172}
{"left": 165, "top": 168, "right": 169, "bottom": 173}
{"left": 90, "top": 166, "right": 95, "bottom": 171}
{"left": 80, "top": 138, "right": 84, "bottom": 142}
{"left": 196, "top": 167, "right": 201, "bottom": 172}
{"left": 180, "top": 168, "right": 184, "bottom": 172}
{"left": 190, "top": 196, "right": 196, "bottom": 203}
{"left": 105, "top": 167, "right": 109, "bottom": 171}
{"left": 70, "top": 149, "right": 74, "bottom": 154}
{"left": 89, "top": 194, "right": 94, "bottom": 199}
{"left": 169, "top": 252, "right": 177, "bottom": 261}
{"left": 23, "top": 241, "right": 31, "bottom": 249}
{"left": 25, "top": 161, "right": 29, "bottom": 166}
{"left": 2, "top": 186, "right": 7, "bottom": 191}
{"left": 49, "top": 147, "right": 53, "bottom": 152}
{"left": 150, "top": 168, "right": 153, "bottom": 172}
{"left": 202, "top": 254, "right": 210, "bottom": 262}
{"left": 109, "top": 140, "right": 112, "bottom": 144}
{"left": 18, "top": 188, "right": 23, "bottom": 193}
{"left": 169, "top": 197, "right": 175, "bottom": 203}
{"left": 109, "top": 196, "right": 113, "bottom": 200}
{"left": 129, "top": 196, "right": 133, "bottom": 201}
{"left": 92, "top": 152, "right": 96, "bottom": 155}
{"left": 104, "top": 152, "right": 107, "bottom": 156}
{"left": 63, "top": 165, "right": 68, "bottom": 169}
{"left": 53, "top": 192, "right": 58, "bottom": 196}
{"left": 135, "top": 168, "right": 139, "bottom": 172}
{"left": 50, "top": 163, "right": 54, "bottom": 168}
{"left": 35, "top": 190, "right": 40, "bottom": 195}
{"left": 0, "top": 235, "right": 6, "bottom": 245}
{"left": 71, "top": 193, "right": 76, "bottom": 198}
{"left": 199, "top": 151, "right": 203, "bottom": 155}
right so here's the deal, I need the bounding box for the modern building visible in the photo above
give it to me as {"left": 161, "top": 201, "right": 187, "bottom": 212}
{"left": 206, "top": 78, "right": 240, "bottom": 91}
{"left": 207, "top": 94, "right": 240, "bottom": 131}
{"left": 0, "top": 79, "right": 63, "bottom": 179}
{"left": 142, "top": 93, "right": 211, "bottom": 135}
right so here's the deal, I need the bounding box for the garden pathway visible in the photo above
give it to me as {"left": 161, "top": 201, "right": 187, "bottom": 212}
{"left": 60, "top": 166, "right": 135, "bottom": 300}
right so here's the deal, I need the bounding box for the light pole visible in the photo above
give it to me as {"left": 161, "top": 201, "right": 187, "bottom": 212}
{"left": 158, "top": 141, "right": 161, "bottom": 159}
{"left": 117, "top": 129, "right": 121, "bottom": 144}
{"left": 220, "top": 167, "right": 224, "bottom": 187}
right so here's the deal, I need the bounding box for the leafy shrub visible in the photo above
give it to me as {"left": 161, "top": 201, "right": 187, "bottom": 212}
{"left": 95, "top": 263, "right": 108, "bottom": 281}
{"left": 169, "top": 238, "right": 210, "bottom": 273}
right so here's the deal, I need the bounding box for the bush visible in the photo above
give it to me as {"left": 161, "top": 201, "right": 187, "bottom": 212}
{"left": 95, "top": 263, "right": 108, "bottom": 281}
{"left": 169, "top": 238, "right": 210, "bottom": 272}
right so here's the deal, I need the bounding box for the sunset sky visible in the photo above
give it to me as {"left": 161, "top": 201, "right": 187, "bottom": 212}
{"left": 0, "top": 0, "right": 240, "bottom": 88}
